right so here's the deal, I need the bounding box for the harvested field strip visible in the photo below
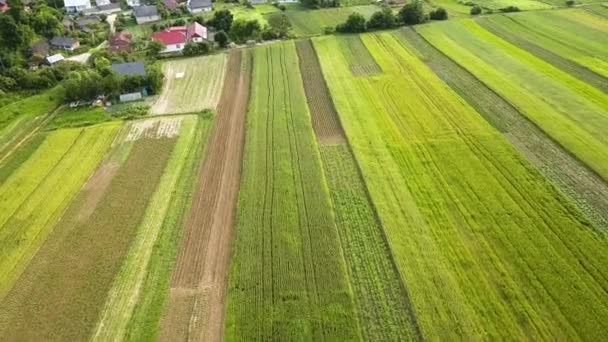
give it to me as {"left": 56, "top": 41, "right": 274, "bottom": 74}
{"left": 338, "top": 35, "right": 382, "bottom": 76}
{"left": 123, "top": 115, "right": 213, "bottom": 341}
{"left": 319, "top": 144, "right": 421, "bottom": 341}
{"left": 416, "top": 20, "right": 608, "bottom": 181}
{"left": 476, "top": 15, "right": 607, "bottom": 92}
{"left": 151, "top": 54, "right": 228, "bottom": 115}
{"left": 160, "top": 49, "right": 251, "bottom": 342}
{"left": 92, "top": 115, "right": 200, "bottom": 341}
{"left": 0, "top": 129, "right": 81, "bottom": 231}
{"left": 0, "top": 134, "right": 177, "bottom": 341}
{"left": 502, "top": 12, "right": 608, "bottom": 78}
{"left": 0, "top": 132, "right": 46, "bottom": 185}
{"left": 295, "top": 39, "right": 345, "bottom": 145}
{"left": 397, "top": 28, "right": 608, "bottom": 229}
{"left": 225, "top": 42, "right": 359, "bottom": 341}
{"left": 315, "top": 32, "right": 608, "bottom": 339}
{"left": 0, "top": 124, "right": 119, "bottom": 299}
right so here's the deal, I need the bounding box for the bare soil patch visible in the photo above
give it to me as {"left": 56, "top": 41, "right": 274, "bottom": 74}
{"left": 160, "top": 49, "right": 251, "bottom": 342}
{"left": 296, "top": 40, "right": 346, "bottom": 145}
{"left": 77, "top": 161, "right": 119, "bottom": 222}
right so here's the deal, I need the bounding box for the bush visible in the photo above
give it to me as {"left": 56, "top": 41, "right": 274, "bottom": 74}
{"left": 182, "top": 41, "right": 211, "bottom": 56}
{"left": 565, "top": 0, "right": 575, "bottom": 6}
{"left": 470, "top": 5, "right": 482, "bottom": 14}
{"left": 398, "top": 0, "right": 426, "bottom": 25}
{"left": 367, "top": 7, "right": 397, "bottom": 30}
{"left": 214, "top": 30, "right": 230, "bottom": 48}
{"left": 499, "top": 6, "right": 520, "bottom": 12}
{"left": 336, "top": 12, "right": 366, "bottom": 33}
{"left": 429, "top": 7, "right": 448, "bottom": 20}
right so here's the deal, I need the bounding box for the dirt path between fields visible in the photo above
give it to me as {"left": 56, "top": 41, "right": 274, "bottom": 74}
{"left": 160, "top": 49, "right": 250, "bottom": 342}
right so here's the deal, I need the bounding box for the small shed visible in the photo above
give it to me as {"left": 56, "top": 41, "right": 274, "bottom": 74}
{"left": 45, "top": 54, "right": 65, "bottom": 65}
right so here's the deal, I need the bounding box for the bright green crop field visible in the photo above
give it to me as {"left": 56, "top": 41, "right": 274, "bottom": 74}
{"left": 282, "top": 4, "right": 380, "bottom": 36}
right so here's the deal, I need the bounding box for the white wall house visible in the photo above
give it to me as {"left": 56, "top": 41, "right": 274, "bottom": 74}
{"left": 64, "top": 0, "right": 91, "bottom": 13}
{"left": 187, "top": 0, "right": 212, "bottom": 13}
{"left": 133, "top": 5, "right": 160, "bottom": 24}
{"left": 127, "top": 0, "right": 141, "bottom": 7}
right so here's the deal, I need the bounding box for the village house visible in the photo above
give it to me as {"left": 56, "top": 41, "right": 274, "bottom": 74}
{"left": 187, "top": 0, "right": 212, "bottom": 13}
{"left": 64, "top": 0, "right": 91, "bottom": 13}
{"left": 162, "top": 0, "right": 178, "bottom": 11}
{"left": 151, "top": 22, "right": 208, "bottom": 53}
{"left": 0, "top": 0, "right": 10, "bottom": 13}
{"left": 127, "top": 0, "right": 141, "bottom": 7}
{"left": 50, "top": 37, "right": 80, "bottom": 51}
{"left": 109, "top": 31, "right": 133, "bottom": 52}
{"left": 111, "top": 61, "right": 147, "bottom": 102}
{"left": 133, "top": 5, "right": 160, "bottom": 24}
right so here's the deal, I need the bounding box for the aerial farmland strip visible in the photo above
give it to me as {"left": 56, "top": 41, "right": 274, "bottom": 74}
{"left": 398, "top": 28, "right": 608, "bottom": 229}
{"left": 295, "top": 38, "right": 421, "bottom": 340}
{"left": 476, "top": 15, "right": 608, "bottom": 92}
{"left": 315, "top": 32, "right": 608, "bottom": 339}
{"left": 225, "top": 42, "right": 359, "bottom": 341}
{"left": 0, "top": 132, "right": 45, "bottom": 184}
{"left": 159, "top": 49, "right": 251, "bottom": 342}
{"left": 0, "top": 126, "right": 177, "bottom": 341}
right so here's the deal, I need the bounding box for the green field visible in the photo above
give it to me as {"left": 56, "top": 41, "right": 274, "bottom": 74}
{"left": 417, "top": 19, "right": 608, "bottom": 182}
{"left": 282, "top": 4, "right": 380, "bottom": 36}
{"left": 315, "top": 32, "right": 608, "bottom": 339}
{"left": 225, "top": 42, "right": 359, "bottom": 341}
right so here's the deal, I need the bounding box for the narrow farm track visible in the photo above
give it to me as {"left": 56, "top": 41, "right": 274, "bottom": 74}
{"left": 399, "top": 28, "right": 608, "bottom": 229}
{"left": 160, "top": 49, "right": 250, "bottom": 342}
{"left": 295, "top": 40, "right": 345, "bottom": 145}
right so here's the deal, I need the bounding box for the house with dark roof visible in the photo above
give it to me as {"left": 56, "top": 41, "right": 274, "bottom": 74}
{"left": 112, "top": 61, "right": 146, "bottom": 77}
{"left": 187, "top": 0, "right": 211, "bottom": 13}
{"left": 50, "top": 37, "right": 80, "bottom": 51}
{"left": 109, "top": 31, "right": 133, "bottom": 52}
{"left": 151, "top": 22, "right": 208, "bottom": 53}
{"left": 76, "top": 15, "right": 100, "bottom": 29}
{"left": 134, "top": 5, "right": 160, "bottom": 24}
{"left": 162, "top": 0, "right": 178, "bottom": 11}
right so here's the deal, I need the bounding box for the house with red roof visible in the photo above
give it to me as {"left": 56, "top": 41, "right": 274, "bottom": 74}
{"left": 151, "top": 22, "right": 208, "bottom": 54}
{"left": 0, "top": 0, "right": 10, "bottom": 13}
{"left": 109, "top": 31, "right": 133, "bottom": 52}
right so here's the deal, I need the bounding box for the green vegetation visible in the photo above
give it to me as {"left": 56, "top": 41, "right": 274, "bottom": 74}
{"left": 417, "top": 20, "right": 608, "bottom": 181}
{"left": 282, "top": 4, "right": 379, "bottom": 35}
{"left": 46, "top": 107, "right": 113, "bottom": 130}
{"left": 226, "top": 42, "right": 359, "bottom": 341}
{"left": 0, "top": 132, "right": 45, "bottom": 184}
{"left": 315, "top": 32, "right": 608, "bottom": 339}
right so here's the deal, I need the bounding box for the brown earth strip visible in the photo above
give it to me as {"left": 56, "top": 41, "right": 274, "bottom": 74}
{"left": 476, "top": 16, "right": 608, "bottom": 93}
{"left": 295, "top": 39, "right": 346, "bottom": 145}
{"left": 398, "top": 28, "right": 608, "bottom": 229}
{"left": 0, "top": 137, "right": 176, "bottom": 341}
{"left": 160, "top": 49, "right": 251, "bottom": 342}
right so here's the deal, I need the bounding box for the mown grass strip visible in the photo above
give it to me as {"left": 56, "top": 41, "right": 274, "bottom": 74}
{"left": 0, "top": 131, "right": 177, "bottom": 341}
{"left": 416, "top": 20, "right": 608, "bottom": 181}
{"left": 397, "top": 27, "right": 608, "bottom": 229}
{"left": 0, "top": 124, "right": 119, "bottom": 300}
{"left": 315, "top": 32, "right": 608, "bottom": 340}
{"left": 226, "top": 42, "right": 359, "bottom": 341}
{"left": 91, "top": 115, "right": 206, "bottom": 341}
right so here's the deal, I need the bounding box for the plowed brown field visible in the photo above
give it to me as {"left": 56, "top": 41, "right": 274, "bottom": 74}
{"left": 160, "top": 49, "right": 251, "bottom": 342}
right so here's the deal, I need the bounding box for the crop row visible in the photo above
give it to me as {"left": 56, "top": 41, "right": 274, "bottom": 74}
{"left": 225, "top": 42, "right": 359, "bottom": 341}
{"left": 314, "top": 32, "right": 608, "bottom": 339}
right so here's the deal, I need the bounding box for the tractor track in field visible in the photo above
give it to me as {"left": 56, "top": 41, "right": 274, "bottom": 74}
{"left": 160, "top": 49, "right": 251, "bottom": 342}
{"left": 399, "top": 28, "right": 608, "bottom": 229}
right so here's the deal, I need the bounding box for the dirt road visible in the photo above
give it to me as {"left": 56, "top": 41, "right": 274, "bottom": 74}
{"left": 160, "top": 49, "right": 251, "bottom": 342}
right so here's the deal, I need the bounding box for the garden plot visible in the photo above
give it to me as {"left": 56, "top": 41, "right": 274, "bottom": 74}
{"left": 151, "top": 54, "right": 228, "bottom": 115}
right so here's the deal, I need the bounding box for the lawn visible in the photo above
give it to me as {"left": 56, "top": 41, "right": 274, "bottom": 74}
{"left": 417, "top": 19, "right": 608, "bottom": 181}
{"left": 225, "top": 41, "right": 359, "bottom": 341}
{"left": 315, "top": 32, "right": 608, "bottom": 339}
{"left": 151, "top": 54, "right": 228, "bottom": 115}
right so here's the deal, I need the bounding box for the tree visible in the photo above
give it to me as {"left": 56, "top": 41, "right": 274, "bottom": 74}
{"left": 229, "top": 19, "right": 261, "bottom": 43}
{"left": 146, "top": 63, "right": 163, "bottom": 94}
{"left": 208, "top": 9, "right": 234, "bottom": 32}
{"left": 31, "top": 10, "right": 64, "bottom": 38}
{"left": 336, "top": 12, "right": 366, "bottom": 33}
{"left": 565, "top": 0, "right": 575, "bottom": 6}
{"left": 267, "top": 13, "right": 291, "bottom": 38}
{"left": 429, "top": 7, "right": 448, "bottom": 20}
{"left": 214, "top": 30, "right": 229, "bottom": 48}
{"left": 367, "top": 7, "right": 396, "bottom": 30}
{"left": 147, "top": 40, "right": 164, "bottom": 58}
{"left": 398, "top": 0, "right": 426, "bottom": 25}
{"left": 94, "top": 56, "right": 112, "bottom": 76}
{"left": 470, "top": 5, "right": 482, "bottom": 15}
{"left": 182, "top": 41, "right": 210, "bottom": 56}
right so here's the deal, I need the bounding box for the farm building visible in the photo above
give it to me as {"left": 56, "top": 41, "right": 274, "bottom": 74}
{"left": 45, "top": 54, "right": 65, "bottom": 66}
{"left": 109, "top": 31, "right": 133, "bottom": 52}
{"left": 64, "top": 0, "right": 91, "bottom": 13}
{"left": 50, "top": 37, "right": 80, "bottom": 51}
{"left": 187, "top": 0, "right": 212, "bottom": 13}
{"left": 151, "top": 22, "right": 209, "bottom": 53}
{"left": 134, "top": 5, "right": 160, "bottom": 24}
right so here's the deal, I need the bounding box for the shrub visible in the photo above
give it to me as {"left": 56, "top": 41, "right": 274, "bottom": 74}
{"left": 499, "top": 6, "right": 520, "bottom": 12}
{"left": 429, "top": 7, "right": 448, "bottom": 20}
{"left": 214, "top": 30, "right": 229, "bottom": 48}
{"left": 470, "top": 5, "right": 482, "bottom": 14}
{"left": 398, "top": 0, "right": 426, "bottom": 25}
{"left": 367, "top": 7, "right": 397, "bottom": 30}
{"left": 336, "top": 12, "right": 366, "bottom": 33}
{"left": 565, "top": 0, "right": 575, "bottom": 6}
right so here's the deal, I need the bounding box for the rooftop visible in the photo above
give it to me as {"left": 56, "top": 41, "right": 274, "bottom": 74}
{"left": 111, "top": 61, "right": 146, "bottom": 76}
{"left": 188, "top": 0, "right": 211, "bottom": 9}
{"left": 133, "top": 5, "right": 158, "bottom": 17}
{"left": 64, "top": 0, "right": 90, "bottom": 7}
{"left": 50, "top": 36, "right": 79, "bottom": 46}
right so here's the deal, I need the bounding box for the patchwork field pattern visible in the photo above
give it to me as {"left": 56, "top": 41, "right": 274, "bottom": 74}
{"left": 284, "top": 5, "right": 379, "bottom": 36}
{"left": 315, "top": 32, "right": 608, "bottom": 340}
{"left": 152, "top": 54, "right": 228, "bottom": 115}
{"left": 225, "top": 42, "right": 359, "bottom": 341}
{"left": 416, "top": 20, "right": 608, "bottom": 182}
